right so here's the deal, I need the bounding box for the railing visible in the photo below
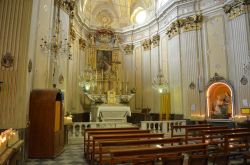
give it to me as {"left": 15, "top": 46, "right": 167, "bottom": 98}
{"left": 67, "top": 120, "right": 186, "bottom": 144}
{"left": 67, "top": 122, "right": 133, "bottom": 144}
{"left": 141, "top": 120, "right": 186, "bottom": 136}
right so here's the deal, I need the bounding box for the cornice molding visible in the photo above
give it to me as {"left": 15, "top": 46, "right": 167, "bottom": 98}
{"left": 223, "top": 0, "right": 250, "bottom": 19}
{"left": 166, "top": 14, "right": 203, "bottom": 39}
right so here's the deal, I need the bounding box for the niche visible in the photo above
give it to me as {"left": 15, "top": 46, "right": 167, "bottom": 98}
{"left": 206, "top": 74, "right": 234, "bottom": 119}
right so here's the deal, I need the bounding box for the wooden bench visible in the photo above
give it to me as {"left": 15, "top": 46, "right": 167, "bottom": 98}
{"left": 0, "top": 140, "right": 24, "bottom": 165}
{"left": 85, "top": 130, "right": 150, "bottom": 159}
{"left": 83, "top": 127, "right": 139, "bottom": 155}
{"left": 224, "top": 132, "right": 250, "bottom": 154}
{"left": 185, "top": 126, "right": 228, "bottom": 144}
{"left": 88, "top": 133, "right": 165, "bottom": 162}
{"left": 96, "top": 137, "right": 184, "bottom": 165}
{"left": 201, "top": 128, "right": 249, "bottom": 150}
{"left": 108, "top": 143, "right": 208, "bottom": 165}
{"left": 171, "top": 124, "right": 211, "bottom": 137}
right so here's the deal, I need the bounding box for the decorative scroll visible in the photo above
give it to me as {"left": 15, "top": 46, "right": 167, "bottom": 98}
{"left": 141, "top": 39, "right": 151, "bottom": 51}
{"left": 152, "top": 34, "right": 160, "bottom": 47}
{"left": 70, "top": 23, "right": 76, "bottom": 41}
{"left": 223, "top": 0, "right": 250, "bottom": 19}
{"left": 166, "top": 14, "right": 203, "bottom": 39}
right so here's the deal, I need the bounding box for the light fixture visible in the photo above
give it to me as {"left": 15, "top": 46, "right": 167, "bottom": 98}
{"left": 152, "top": 8, "right": 168, "bottom": 94}
{"left": 79, "top": 65, "right": 96, "bottom": 93}
{"left": 135, "top": 10, "right": 146, "bottom": 24}
{"left": 40, "top": 0, "right": 72, "bottom": 60}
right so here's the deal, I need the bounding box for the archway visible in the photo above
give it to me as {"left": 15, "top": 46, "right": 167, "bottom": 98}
{"left": 206, "top": 78, "right": 234, "bottom": 119}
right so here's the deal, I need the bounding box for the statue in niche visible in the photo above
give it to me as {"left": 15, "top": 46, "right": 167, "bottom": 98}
{"left": 212, "top": 92, "right": 231, "bottom": 119}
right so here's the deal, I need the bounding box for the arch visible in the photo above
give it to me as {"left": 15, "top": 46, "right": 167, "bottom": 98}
{"left": 206, "top": 75, "right": 234, "bottom": 119}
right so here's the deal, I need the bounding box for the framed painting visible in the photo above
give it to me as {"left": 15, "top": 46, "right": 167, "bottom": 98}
{"left": 96, "top": 50, "right": 112, "bottom": 71}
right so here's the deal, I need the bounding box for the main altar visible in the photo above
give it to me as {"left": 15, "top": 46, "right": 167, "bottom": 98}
{"left": 79, "top": 29, "right": 135, "bottom": 122}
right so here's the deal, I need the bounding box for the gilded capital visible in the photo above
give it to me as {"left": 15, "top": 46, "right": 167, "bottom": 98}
{"left": 166, "top": 14, "right": 203, "bottom": 39}
{"left": 70, "top": 24, "right": 76, "bottom": 41}
{"left": 57, "top": 0, "right": 75, "bottom": 15}
{"left": 141, "top": 39, "right": 151, "bottom": 51}
{"left": 123, "top": 44, "right": 134, "bottom": 55}
{"left": 79, "top": 38, "right": 86, "bottom": 50}
{"left": 152, "top": 35, "right": 160, "bottom": 47}
{"left": 223, "top": 0, "right": 250, "bottom": 19}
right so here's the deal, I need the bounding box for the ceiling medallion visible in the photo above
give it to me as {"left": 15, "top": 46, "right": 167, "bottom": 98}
{"left": 240, "top": 75, "right": 248, "bottom": 85}
{"left": 1, "top": 52, "right": 14, "bottom": 68}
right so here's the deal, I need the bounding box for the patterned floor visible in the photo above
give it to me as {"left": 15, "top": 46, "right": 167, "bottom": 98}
{"left": 26, "top": 144, "right": 87, "bottom": 165}
{"left": 25, "top": 144, "right": 247, "bottom": 165}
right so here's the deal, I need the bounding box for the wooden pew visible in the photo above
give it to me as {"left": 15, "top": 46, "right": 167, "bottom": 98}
{"left": 88, "top": 133, "right": 165, "bottom": 162}
{"left": 83, "top": 127, "right": 139, "bottom": 155}
{"left": 171, "top": 124, "right": 211, "bottom": 137}
{"left": 96, "top": 137, "right": 183, "bottom": 165}
{"left": 201, "top": 128, "right": 249, "bottom": 149}
{"left": 185, "top": 126, "right": 228, "bottom": 144}
{"left": 224, "top": 132, "right": 250, "bottom": 154}
{"left": 85, "top": 130, "right": 150, "bottom": 159}
{"left": 108, "top": 143, "right": 208, "bottom": 165}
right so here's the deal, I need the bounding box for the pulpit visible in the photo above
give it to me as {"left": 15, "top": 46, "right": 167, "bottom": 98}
{"left": 95, "top": 104, "right": 131, "bottom": 122}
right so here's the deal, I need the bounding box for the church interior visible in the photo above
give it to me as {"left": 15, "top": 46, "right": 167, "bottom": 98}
{"left": 1, "top": 0, "right": 250, "bottom": 164}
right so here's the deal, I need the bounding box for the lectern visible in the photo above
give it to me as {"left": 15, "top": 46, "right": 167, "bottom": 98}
{"left": 28, "top": 89, "right": 64, "bottom": 158}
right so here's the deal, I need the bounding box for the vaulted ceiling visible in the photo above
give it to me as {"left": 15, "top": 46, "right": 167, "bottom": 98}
{"left": 76, "top": 0, "right": 154, "bottom": 30}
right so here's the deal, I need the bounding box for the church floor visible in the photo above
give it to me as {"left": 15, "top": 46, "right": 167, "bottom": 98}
{"left": 25, "top": 144, "right": 248, "bottom": 165}
{"left": 26, "top": 144, "right": 87, "bottom": 165}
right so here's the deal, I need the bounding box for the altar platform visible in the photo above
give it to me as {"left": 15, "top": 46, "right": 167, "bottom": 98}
{"left": 92, "top": 104, "right": 131, "bottom": 122}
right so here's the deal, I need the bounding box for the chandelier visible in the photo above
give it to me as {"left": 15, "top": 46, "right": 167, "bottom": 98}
{"left": 79, "top": 65, "right": 97, "bottom": 92}
{"left": 152, "top": 10, "right": 168, "bottom": 94}
{"left": 40, "top": 1, "right": 72, "bottom": 59}
{"left": 152, "top": 70, "right": 168, "bottom": 93}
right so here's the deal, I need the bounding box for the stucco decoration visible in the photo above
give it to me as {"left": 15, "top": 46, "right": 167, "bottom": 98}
{"left": 79, "top": 38, "right": 86, "bottom": 50}
{"left": 28, "top": 59, "right": 32, "bottom": 73}
{"left": 1, "top": 52, "right": 14, "bottom": 68}
{"left": 223, "top": 0, "right": 250, "bottom": 19}
{"left": 57, "top": 0, "right": 76, "bottom": 15}
{"left": 96, "top": 29, "right": 114, "bottom": 43}
{"left": 152, "top": 34, "right": 160, "bottom": 47}
{"left": 166, "top": 14, "right": 203, "bottom": 39}
{"left": 123, "top": 44, "right": 134, "bottom": 55}
{"left": 96, "top": 10, "right": 113, "bottom": 28}
{"left": 142, "top": 39, "right": 151, "bottom": 51}
{"left": 240, "top": 75, "right": 248, "bottom": 85}
{"left": 207, "top": 73, "right": 226, "bottom": 86}
{"left": 70, "top": 23, "right": 76, "bottom": 41}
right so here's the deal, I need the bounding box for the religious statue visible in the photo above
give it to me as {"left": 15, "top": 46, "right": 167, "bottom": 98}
{"left": 212, "top": 92, "right": 231, "bottom": 118}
